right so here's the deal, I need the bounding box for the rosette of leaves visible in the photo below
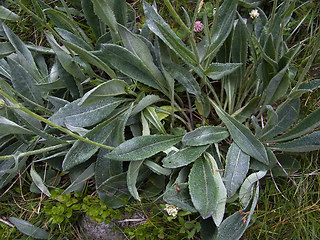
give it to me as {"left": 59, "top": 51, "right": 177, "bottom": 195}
{"left": 0, "top": 0, "right": 319, "bottom": 239}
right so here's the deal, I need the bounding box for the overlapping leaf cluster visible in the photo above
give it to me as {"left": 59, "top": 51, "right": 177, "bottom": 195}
{"left": 0, "top": 0, "right": 319, "bottom": 239}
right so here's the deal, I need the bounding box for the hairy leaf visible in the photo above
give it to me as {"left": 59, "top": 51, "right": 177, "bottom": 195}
{"left": 127, "top": 160, "right": 144, "bottom": 201}
{"left": 106, "top": 135, "right": 182, "bottom": 161}
{"left": 205, "top": 63, "right": 242, "bottom": 80}
{"left": 9, "top": 217, "right": 49, "bottom": 239}
{"left": 162, "top": 145, "right": 208, "bottom": 168}
{"left": 182, "top": 126, "right": 229, "bottom": 146}
{"left": 224, "top": 143, "right": 250, "bottom": 197}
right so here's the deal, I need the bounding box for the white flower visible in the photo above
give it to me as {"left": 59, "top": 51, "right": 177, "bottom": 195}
{"left": 249, "top": 9, "right": 259, "bottom": 19}
{"left": 164, "top": 204, "right": 179, "bottom": 217}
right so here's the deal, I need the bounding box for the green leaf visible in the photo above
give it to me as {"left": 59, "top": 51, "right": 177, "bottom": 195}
{"left": 233, "top": 97, "right": 260, "bottom": 123}
{"left": 205, "top": 0, "right": 238, "bottom": 60}
{"left": 0, "top": 42, "right": 14, "bottom": 58}
{"left": 144, "top": 160, "right": 171, "bottom": 175}
{"left": 224, "top": 143, "right": 250, "bottom": 197}
{"left": 164, "top": 63, "right": 201, "bottom": 100}
{"left": 162, "top": 145, "right": 208, "bottom": 168}
{"left": 189, "top": 155, "right": 226, "bottom": 220}
{"left": 44, "top": 9, "right": 78, "bottom": 35}
{"left": 163, "top": 183, "right": 197, "bottom": 213}
{"left": 131, "top": 95, "right": 162, "bottom": 116}
{"left": 106, "top": 135, "right": 182, "bottom": 161}
{"left": 274, "top": 108, "right": 320, "bottom": 142}
{"left": 144, "top": 106, "right": 166, "bottom": 134}
{"left": 63, "top": 163, "right": 95, "bottom": 194}
{"left": 143, "top": 1, "right": 197, "bottom": 66}
{"left": 0, "top": 6, "right": 20, "bottom": 20}
{"left": 81, "top": 0, "right": 103, "bottom": 38}
{"left": 91, "top": 0, "right": 118, "bottom": 34}
{"left": 79, "top": 80, "right": 129, "bottom": 106}
{"left": 204, "top": 152, "right": 227, "bottom": 226}
{"left": 217, "top": 183, "right": 260, "bottom": 240}
{"left": 260, "top": 98, "right": 300, "bottom": 141}
{"left": 298, "top": 79, "right": 320, "bottom": 91}
{"left": 56, "top": 28, "right": 93, "bottom": 51}
{"left": 30, "top": 165, "right": 51, "bottom": 197}
{"left": 182, "top": 126, "right": 229, "bottom": 146}
{"left": 2, "top": 24, "right": 39, "bottom": 82}
{"left": 210, "top": 100, "right": 269, "bottom": 165}
{"left": 205, "top": 63, "right": 242, "bottom": 80}
{"left": 62, "top": 41, "right": 116, "bottom": 79}
{"left": 9, "top": 217, "right": 49, "bottom": 239}
{"left": 127, "top": 160, "right": 144, "bottom": 201}
{"left": 239, "top": 171, "right": 266, "bottom": 208}
{"left": 270, "top": 131, "right": 320, "bottom": 152}
{"left": 95, "top": 44, "right": 162, "bottom": 90}
{"left": 7, "top": 57, "right": 43, "bottom": 105}
{"left": 108, "top": 0, "right": 128, "bottom": 25}
{"left": 271, "top": 154, "right": 300, "bottom": 177}
{"left": 49, "top": 97, "right": 124, "bottom": 127}
{"left": 118, "top": 24, "right": 167, "bottom": 91}
{"left": 0, "top": 116, "right": 33, "bottom": 135}
{"left": 45, "top": 32, "right": 86, "bottom": 80}
{"left": 62, "top": 118, "right": 118, "bottom": 171}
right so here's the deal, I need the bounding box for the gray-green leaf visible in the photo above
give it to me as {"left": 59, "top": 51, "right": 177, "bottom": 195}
{"left": 182, "top": 126, "right": 229, "bottom": 146}
{"left": 106, "top": 135, "right": 182, "bottom": 161}
{"left": 205, "top": 63, "right": 242, "bottom": 80}
{"left": 224, "top": 143, "right": 250, "bottom": 197}
{"left": 9, "top": 217, "right": 49, "bottom": 239}
{"left": 162, "top": 145, "right": 208, "bottom": 168}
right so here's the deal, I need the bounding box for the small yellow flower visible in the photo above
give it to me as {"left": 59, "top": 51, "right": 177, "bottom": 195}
{"left": 164, "top": 204, "right": 179, "bottom": 217}
{"left": 249, "top": 9, "right": 259, "bottom": 19}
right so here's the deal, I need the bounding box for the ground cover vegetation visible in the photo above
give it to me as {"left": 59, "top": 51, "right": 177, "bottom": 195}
{"left": 0, "top": 0, "right": 319, "bottom": 239}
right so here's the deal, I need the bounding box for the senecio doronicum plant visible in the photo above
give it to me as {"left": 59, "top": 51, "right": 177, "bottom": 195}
{"left": 0, "top": 0, "right": 319, "bottom": 239}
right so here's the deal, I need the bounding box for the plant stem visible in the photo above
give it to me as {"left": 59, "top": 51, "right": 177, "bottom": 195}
{"left": 0, "top": 142, "right": 72, "bottom": 161}
{"left": 0, "top": 89, "right": 115, "bottom": 150}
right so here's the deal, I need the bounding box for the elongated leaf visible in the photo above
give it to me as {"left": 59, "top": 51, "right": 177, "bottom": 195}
{"left": 163, "top": 183, "right": 197, "bottom": 213}
{"left": 49, "top": 97, "right": 124, "bottom": 127}
{"left": 205, "top": 63, "right": 242, "bottom": 80}
{"left": 217, "top": 183, "right": 260, "bottom": 240}
{"left": 271, "top": 131, "right": 320, "bottom": 152}
{"left": 211, "top": 100, "right": 269, "bottom": 165}
{"left": 131, "top": 95, "right": 162, "bottom": 116}
{"left": 189, "top": 156, "right": 226, "bottom": 220}
{"left": 164, "top": 63, "right": 201, "bottom": 100}
{"left": 96, "top": 44, "right": 161, "bottom": 90}
{"left": 0, "top": 6, "right": 20, "bottom": 20}
{"left": 0, "top": 42, "right": 14, "bottom": 58}
{"left": 144, "top": 160, "right": 171, "bottom": 175}
{"left": 62, "top": 118, "right": 118, "bottom": 171}
{"left": 239, "top": 171, "right": 266, "bottom": 207}
{"left": 260, "top": 98, "right": 300, "bottom": 141}
{"left": 0, "top": 116, "right": 33, "bottom": 135}
{"left": 205, "top": 0, "right": 238, "bottom": 60}
{"left": 30, "top": 165, "right": 51, "bottom": 197}
{"left": 80, "top": 80, "right": 129, "bottom": 106}
{"left": 44, "top": 9, "right": 78, "bottom": 34}
{"left": 204, "top": 152, "right": 227, "bottom": 226}
{"left": 62, "top": 41, "right": 116, "bottom": 79}
{"left": 45, "top": 32, "right": 86, "bottom": 80}
{"left": 7, "top": 57, "right": 43, "bottom": 105}
{"left": 233, "top": 97, "right": 260, "bottom": 123}
{"left": 298, "top": 79, "right": 320, "bottom": 91}
{"left": 9, "top": 217, "right": 49, "bottom": 239}
{"left": 2, "top": 24, "right": 41, "bottom": 83}
{"left": 63, "top": 163, "right": 95, "bottom": 194}
{"left": 81, "top": 0, "right": 102, "bottom": 38}
{"left": 106, "top": 135, "right": 182, "bottom": 161}
{"left": 118, "top": 24, "right": 167, "bottom": 90}
{"left": 127, "top": 160, "right": 144, "bottom": 201}
{"left": 91, "top": 0, "right": 118, "bottom": 34}
{"left": 162, "top": 145, "right": 208, "bottom": 168}
{"left": 182, "top": 126, "right": 229, "bottom": 146}
{"left": 143, "top": 1, "right": 197, "bottom": 66}
{"left": 224, "top": 143, "right": 250, "bottom": 197}
{"left": 274, "top": 108, "right": 320, "bottom": 142}
{"left": 144, "top": 106, "right": 166, "bottom": 134}
{"left": 107, "top": 0, "right": 128, "bottom": 25}
{"left": 56, "top": 28, "right": 93, "bottom": 51}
